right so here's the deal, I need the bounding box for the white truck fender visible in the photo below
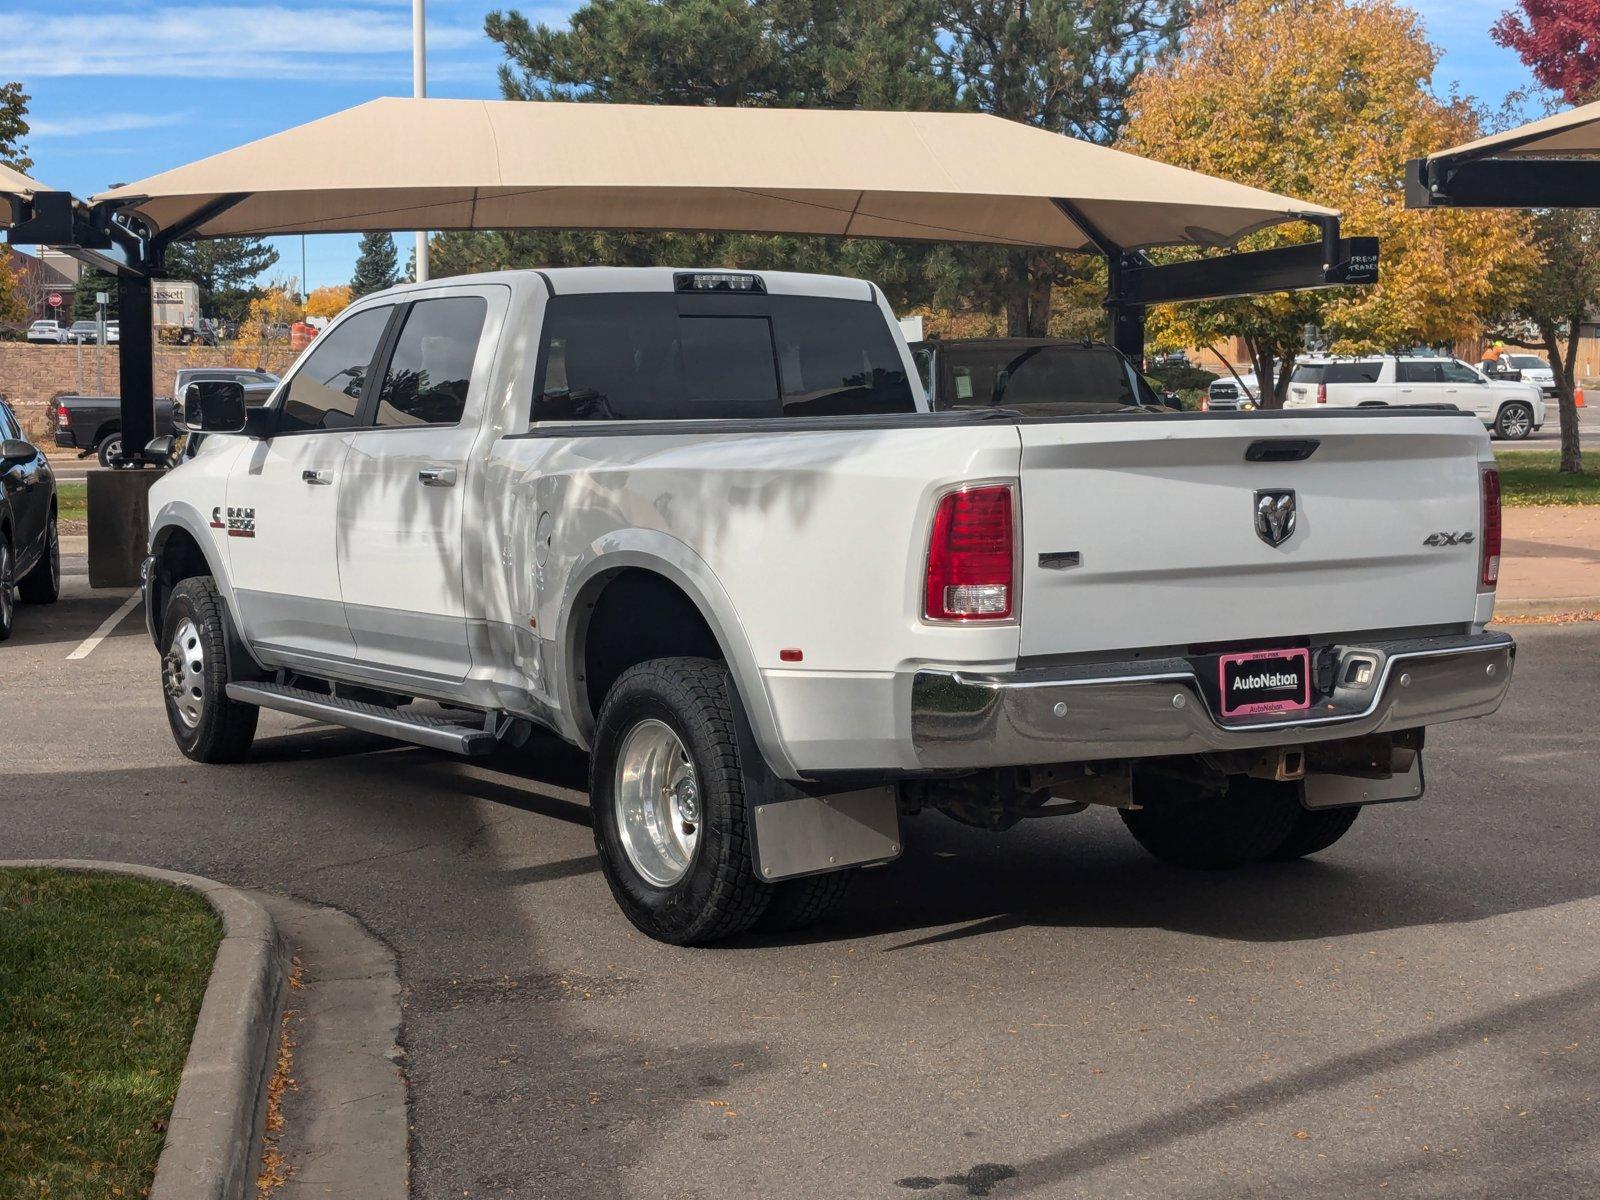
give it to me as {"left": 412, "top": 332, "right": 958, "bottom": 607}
{"left": 554, "top": 529, "right": 800, "bottom": 780}
{"left": 146, "top": 500, "right": 250, "bottom": 654}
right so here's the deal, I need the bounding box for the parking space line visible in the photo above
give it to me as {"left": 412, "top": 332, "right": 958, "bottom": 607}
{"left": 66, "top": 591, "right": 142, "bottom": 661}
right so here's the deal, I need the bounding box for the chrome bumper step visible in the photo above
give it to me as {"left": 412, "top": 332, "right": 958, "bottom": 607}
{"left": 226, "top": 682, "right": 498, "bottom": 756}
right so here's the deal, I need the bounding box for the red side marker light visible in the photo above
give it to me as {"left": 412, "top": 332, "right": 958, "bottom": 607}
{"left": 779, "top": 648, "right": 804, "bottom": 663}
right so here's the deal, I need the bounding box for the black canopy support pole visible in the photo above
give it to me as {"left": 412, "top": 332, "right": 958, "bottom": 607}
{"left": 89, "top": 195, "right": 251, "bottom": 466}
{"left": 1051, "top": 197, "right": 1149, "bottom": 363}
{"left": 1405, "top": 155, "right": 1600, "bottom": 209}
{"left": 116, "top": 272, "right": 158, "bottom": 459}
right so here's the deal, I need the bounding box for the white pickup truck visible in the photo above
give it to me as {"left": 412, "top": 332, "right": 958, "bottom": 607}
{"left": 143, "top": 267, "right": 1515, "bottom": 944}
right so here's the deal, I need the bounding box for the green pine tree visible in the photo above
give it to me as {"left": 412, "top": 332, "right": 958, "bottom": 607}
{"left": 350, "top": 232, "right": 400, "bottom": 297}
{"left": 163, "top": 237, "right": 280, "bottom": 323}
{"left": 73, "top": 267, "right": 118, "bottom": 321}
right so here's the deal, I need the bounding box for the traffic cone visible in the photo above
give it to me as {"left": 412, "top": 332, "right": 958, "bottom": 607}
{"left": 1577, "top": 387, "right": 1586, "bottom": 408}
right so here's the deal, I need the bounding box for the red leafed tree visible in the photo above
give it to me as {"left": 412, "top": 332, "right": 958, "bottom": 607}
{"left": 1492, "top": 1, "right": 1600, "bottom": 103}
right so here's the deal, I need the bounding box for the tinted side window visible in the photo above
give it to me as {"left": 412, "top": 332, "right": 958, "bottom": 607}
{"left": 1325, "top": 361, "right": 1383, "bottom": 384}
{"left": 1440, "top": 360, "right": 1481, "bottom": 383}
{"left": 0, "top": 403, "right": 19, "bottom": 441}
{"left": 376, "top": 297, "right": 487, "bottom": 427}
{"left": 278, "top": 307, "right": 391, "bottom": 433}
{"left": 1291, "top": 364, "right": 1326, "bottom": 384}
{"left": 1395, "top": 362, "right": 1440, "bottom": 384}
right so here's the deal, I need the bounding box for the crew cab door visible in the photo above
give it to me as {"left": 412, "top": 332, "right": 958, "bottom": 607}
{"left": 1440, "top": 359, "right": 1496, "bottom": 420}
{"left": 226, "top": 305, "right": 394, "bottom": 663}
{"left": 336, "top": 288, "right": 500, "bottom": 681}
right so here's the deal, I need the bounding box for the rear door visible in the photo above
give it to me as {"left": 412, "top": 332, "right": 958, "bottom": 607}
{"left": 226, "top": 304, "right": 395, "bottom": 662}
{"left": 1014, "top": 414, "right": 1488, "bottom": 656}
{"left": 337, "top": 287, "right": 502, "bottom": 681}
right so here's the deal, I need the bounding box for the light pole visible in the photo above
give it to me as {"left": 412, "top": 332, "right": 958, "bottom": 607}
{"left": 413, "top": 0, "right": 430, "bottom": 282}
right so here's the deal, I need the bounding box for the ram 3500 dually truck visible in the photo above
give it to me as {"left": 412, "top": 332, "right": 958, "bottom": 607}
{"left": 143, "top": 267, "right": 1514, "bottom": 945}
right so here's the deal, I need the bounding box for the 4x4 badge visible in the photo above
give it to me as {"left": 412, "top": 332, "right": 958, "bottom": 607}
{"left": 1254, "top": 489, "right": 1297, "bottom": 547}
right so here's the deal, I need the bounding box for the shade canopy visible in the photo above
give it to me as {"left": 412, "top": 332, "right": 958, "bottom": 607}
{"left": 92, "top": 98, "right": 1335, "bottom": 252}
{"left": 1407, "top": 100, "right": 1600, "bottom": 210}
{"left": 1, "top": 162, "right": 53, "bottom": 228}
{"left": 1427, "top": 99, "right": 1600, "bottom": 164}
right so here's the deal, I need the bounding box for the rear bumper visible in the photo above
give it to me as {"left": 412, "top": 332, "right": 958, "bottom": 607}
{"left": 910, "top": 631, "right": 1514, "bottom": 770}
{"left": 53, "top": 429, "right": 76, "bottom": 448}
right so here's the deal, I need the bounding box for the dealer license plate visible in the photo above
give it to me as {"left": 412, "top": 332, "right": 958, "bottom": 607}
{"left": 1217, "top": 647, "right": 1311, "bottom": 718}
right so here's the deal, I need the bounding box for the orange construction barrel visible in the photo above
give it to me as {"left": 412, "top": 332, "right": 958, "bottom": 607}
{"left": 290, "top": 321, "right": 316, "bottom": 351}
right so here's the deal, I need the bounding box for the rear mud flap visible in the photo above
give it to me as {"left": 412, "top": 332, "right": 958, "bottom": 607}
{"left": 1301, "top": 754, "right": 1425, "bottom": 809}
{"left": 730, "top": 691, "right": 901, "bottom": 882}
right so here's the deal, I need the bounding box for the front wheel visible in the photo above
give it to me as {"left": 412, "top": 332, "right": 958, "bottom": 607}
{"left": 590, "top": 657, "right": 770, "bottom": 945}
{"left": 1121, "top": 774, "right": 1300, "bottom": 869}
{"left": 1495, "top": 402, "right": 1533, "bottom": 440}
{"left": 17, "top": 515, "right": 60, "bottom": 604}
{"left": 160, "top": 577, "right": 258, "bottom": 763}
{"left": 0, "top": 537, "right": 15, "bottom": 642}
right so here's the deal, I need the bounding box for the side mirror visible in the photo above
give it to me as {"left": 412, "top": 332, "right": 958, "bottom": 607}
{"left": 179, "top": 380, "right": 247, "bottom": 433}
{"left": 0, "top": 438, "right": 35, "bottom": 467}
{"left": 144, "top": 435, "right": 179, "bottom": 465}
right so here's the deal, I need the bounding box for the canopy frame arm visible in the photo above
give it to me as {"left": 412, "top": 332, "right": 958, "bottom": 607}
{"left": 1049, "top": 205, "right": 1378, "bottom": 363}
{"left": 1405, "top": 153, "right": 1600, "bottom": 209}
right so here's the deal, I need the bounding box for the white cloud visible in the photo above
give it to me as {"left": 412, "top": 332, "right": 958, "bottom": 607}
{"left": 6, "top": 6, "right": 485, "bottom": 79}
{"left": 29, "top": 111, "right": 193, "bottom": 137}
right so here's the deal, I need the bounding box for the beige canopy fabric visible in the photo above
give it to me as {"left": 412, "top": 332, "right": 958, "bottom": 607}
{"left": 1, "top": 161, "right": 51, "bottom": 207}
{"left": 92, "top": 98, "right": 1335, "bottom": 252}
{"left": 1430, "top": 99, "right": 1600, "bottom": 162}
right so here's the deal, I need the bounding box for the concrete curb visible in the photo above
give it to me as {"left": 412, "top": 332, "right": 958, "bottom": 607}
{"left": 0, "top": 859, "right": 290, "bottom": 1200}
{"left": 1493, "top": 597, "right": 1600, "bottom": 618}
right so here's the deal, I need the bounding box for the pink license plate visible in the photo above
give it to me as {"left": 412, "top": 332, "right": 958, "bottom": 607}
{"left": 1217, "top": 647, "right": 1311, "bottom": 718}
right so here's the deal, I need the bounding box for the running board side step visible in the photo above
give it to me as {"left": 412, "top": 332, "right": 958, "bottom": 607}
{"left": 226, "top": 682, "right": 498, "bottom": 756}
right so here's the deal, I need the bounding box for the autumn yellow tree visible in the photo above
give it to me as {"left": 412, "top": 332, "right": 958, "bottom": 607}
{"left": 304, "top": 284, "right": 352, "bottom": 320}
{"left": 1122, "top": 0, "right": 1529, "bottom": 405}
{"left": 0, "top": 252, "right": 25, "bottom": 326}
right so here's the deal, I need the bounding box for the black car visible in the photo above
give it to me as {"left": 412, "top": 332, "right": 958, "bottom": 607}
{"left": 0, "top": 399, "right": 61, "bottom": 640}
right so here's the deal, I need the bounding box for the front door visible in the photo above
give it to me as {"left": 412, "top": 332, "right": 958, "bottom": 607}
{"left": 1440, "top": 359, "right": 1495, "bottom": 420}
{"left": 337, "top": 289, "right": 498, "bottom": 682}
{"left": 226, "top": 305, "right": 394, "bottom": 663}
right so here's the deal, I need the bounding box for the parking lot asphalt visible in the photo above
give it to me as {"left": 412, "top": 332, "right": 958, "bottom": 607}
{"left": 4, "top": 564, "right": 1598, "bottom": 1199}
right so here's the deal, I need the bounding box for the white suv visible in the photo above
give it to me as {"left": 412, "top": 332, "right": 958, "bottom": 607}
{"left": 1285, "top": 355, "right": 1545, "bottom": 440}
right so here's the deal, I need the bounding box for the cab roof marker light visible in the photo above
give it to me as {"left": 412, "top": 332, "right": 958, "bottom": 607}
{"left": 674, "top": 272, "right": 766, "bottom": 294}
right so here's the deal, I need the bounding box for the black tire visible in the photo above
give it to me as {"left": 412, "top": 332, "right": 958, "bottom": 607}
{"left": 159, "top": 577, "right": 258, "bottom": 763}
{"left": 96, "top": 433, "right": 124, "bottom": 469}
{"left": 1121, "top": 773, "right": 1300, "bottom": 870}
{"left": 1494, "top": 402, "right": 1533, "bottom": 441}
{"left": 17, "top": 514, "right": 60, "bottom": 604}
{"left": 0, "top": 534, "right": 14, "bottom": 642}
{"left": 590, "top": 657, "right": 770, "bottom": 945}
{"left": 1270, "top": 805, "right": 1360, "bottom": 861}
{"left": 754, "top": 869, "right": 856, "bottom": 934}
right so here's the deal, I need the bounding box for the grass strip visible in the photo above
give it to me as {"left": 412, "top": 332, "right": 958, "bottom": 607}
{"left": 0, "top": 868, "right": 221, "bottom": 1200}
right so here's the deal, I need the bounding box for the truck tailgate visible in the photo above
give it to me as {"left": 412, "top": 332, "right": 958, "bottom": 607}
{"left": 1016, "top": 415, "right": 1489, "bottom": 657}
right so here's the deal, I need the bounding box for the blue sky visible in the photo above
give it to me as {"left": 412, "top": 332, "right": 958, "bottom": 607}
{"left": 1, "top": 0, "right": 1544, "bottom": 293}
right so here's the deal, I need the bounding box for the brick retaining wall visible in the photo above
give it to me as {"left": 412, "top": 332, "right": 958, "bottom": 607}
{"left": 0, "top": 342, "right": 297, "bottom": 441}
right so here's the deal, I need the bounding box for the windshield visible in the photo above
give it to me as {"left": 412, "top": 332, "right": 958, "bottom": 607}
{"left": 1507, "top": 355, "right": 1549, "bottom": 369}
{"left": 934, "top": 343, "right": 1144, "bottom": 414}
{"left": 1291, "top": 364, "right": 1326, "bottom": 383}
{"left": 531, "top": 292, "right": 915, "bottom": 421}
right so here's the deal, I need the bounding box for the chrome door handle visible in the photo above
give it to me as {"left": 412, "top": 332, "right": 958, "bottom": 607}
{"left": 302, "top": 469, "right": 332, "bottom": 485}
{"left": 418, "top": 467, "right": 457, "bottom": 488}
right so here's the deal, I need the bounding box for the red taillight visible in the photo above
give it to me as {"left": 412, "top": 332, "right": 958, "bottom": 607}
{"left": 1316, "top": 382, "right": 1328, "bottom": 404}
{"left": 56, "top": 403, "right": 70, "bottom": 428}
{"left": 1481, "top": 467, "right": 1501, "bottom": 590}
{"left": 925, "top": 484, "right": 1015, "bottom": 621}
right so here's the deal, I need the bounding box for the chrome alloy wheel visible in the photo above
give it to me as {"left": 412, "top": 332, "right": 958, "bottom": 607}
{"left": 0, "top": 544, "right": 13, "bottom": 629}
{"left": 1501, "top": 405, "right": 1532, "bottom": 439}
{"left": 614, "top": 718, "right": 701, "bottom": 887}
{"left": 163, "top": 617, "right": 207, "bottom": 729}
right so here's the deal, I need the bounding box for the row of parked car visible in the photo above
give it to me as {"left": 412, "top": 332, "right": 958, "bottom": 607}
{"left": 53, "top": 367, "right": 280, "bottom": 468}
{"left": 26, "top": 319, "right": 121, "bottom": 345}
{"left": 1205, "top": 353, "right": 1549, "bottom": 439}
